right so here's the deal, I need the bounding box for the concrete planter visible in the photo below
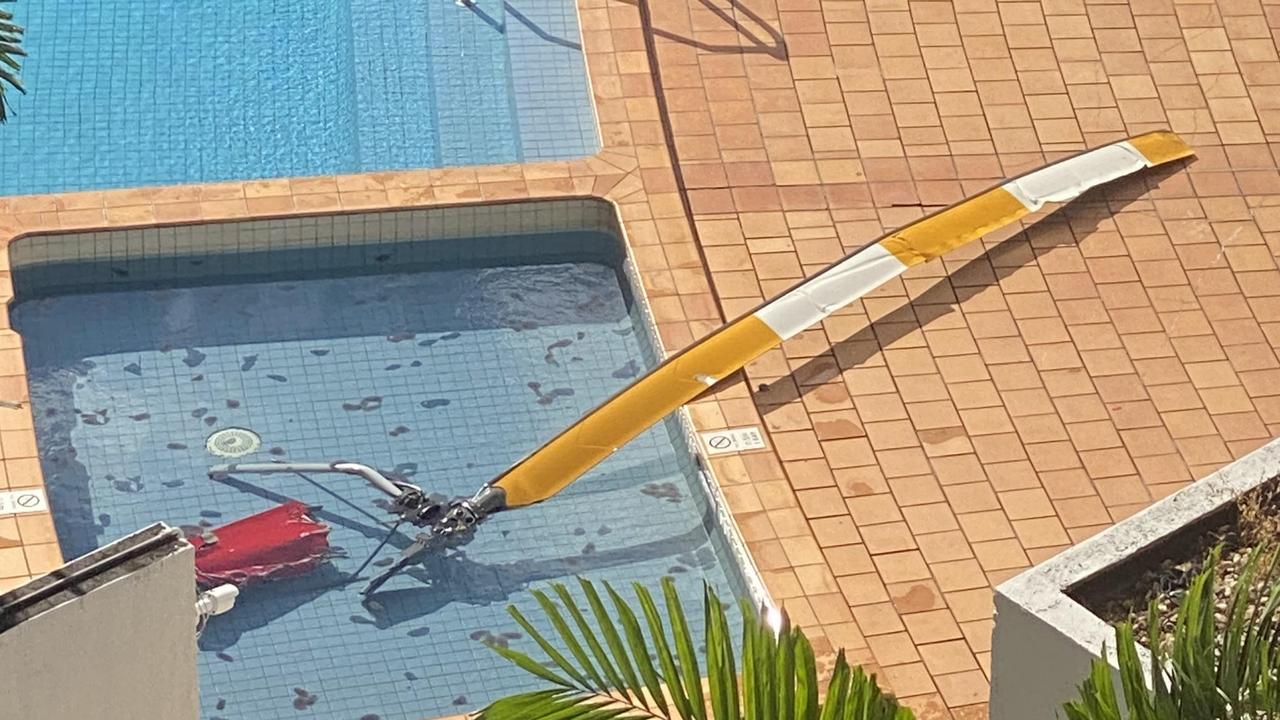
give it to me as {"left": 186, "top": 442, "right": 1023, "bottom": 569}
{"left": 989, "top": 436, "right": 1280, "bottom": 720}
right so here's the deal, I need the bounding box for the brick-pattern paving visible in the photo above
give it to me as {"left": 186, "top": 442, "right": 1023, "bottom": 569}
{"left": 642, "top": 0, "right": 1280, "bottom": 716}
{"left": 0, "top": 0, "right": 1278, "bottom": 717}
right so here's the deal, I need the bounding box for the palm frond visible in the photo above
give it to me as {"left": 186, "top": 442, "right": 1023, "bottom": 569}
{"left": 0, "top": 2, "right": 25, "bottom": 123}
{"left": 476, "top": 577, "right": 914, "bottom": 720}
{"left": 1062, "top": 542, "right": 1280, "bottom": 719}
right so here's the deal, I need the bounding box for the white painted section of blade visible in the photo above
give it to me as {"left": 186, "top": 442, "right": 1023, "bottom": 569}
{"left": 754, "top": 243, "right": 908, "bottom": 339}
{"left": 1001, "top": 142, "right": 1149, "bottom": 212}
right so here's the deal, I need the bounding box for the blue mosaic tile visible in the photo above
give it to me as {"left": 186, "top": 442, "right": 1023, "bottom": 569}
{"left": 13, "top": 236, "right": 746, "bottom": 720}
{"left": 0, "top": 0, "right": 598, "bottom": 194}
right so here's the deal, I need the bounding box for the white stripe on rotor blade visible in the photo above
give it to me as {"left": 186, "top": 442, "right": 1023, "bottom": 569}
{"left": 755, "top": 244, "right": 908, "bottom": 340}
{"left": 1001, "top": 141, "right": 1149, "bottom": 212}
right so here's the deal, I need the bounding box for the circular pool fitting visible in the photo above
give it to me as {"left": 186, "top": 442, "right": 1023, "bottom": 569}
{"left": 205, "top": 427, "right": 262, "bottom": 458}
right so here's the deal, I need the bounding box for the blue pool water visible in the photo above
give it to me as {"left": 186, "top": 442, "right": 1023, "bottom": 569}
{"left": 0, "top": 0, "right": 597, "bottom": 195}
{"left": 12, "top": 233, "right": 747, "bottom": 720}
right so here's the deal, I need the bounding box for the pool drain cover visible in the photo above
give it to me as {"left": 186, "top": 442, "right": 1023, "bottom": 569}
{"left": 206, "top": 428, "right": 262, "bottom": 458}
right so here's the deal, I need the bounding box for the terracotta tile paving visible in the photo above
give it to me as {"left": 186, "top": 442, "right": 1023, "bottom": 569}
{"left": 0, "top": 0, "right": 1279, "bottom": 716}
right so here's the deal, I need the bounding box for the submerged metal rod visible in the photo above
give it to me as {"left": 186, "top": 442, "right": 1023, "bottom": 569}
{"left": 208, "top": 461, "right": 405, "bottom": 499}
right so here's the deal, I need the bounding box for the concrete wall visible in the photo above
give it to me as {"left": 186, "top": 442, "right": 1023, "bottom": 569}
{"left": 990, "top": 587, "right": 1119, "bottom": 719}
{"left": 0, "top": 531, "right": 199, "bottom": 719}
{"left": 990, "top": 436, "right": 1280, "bottom": 720}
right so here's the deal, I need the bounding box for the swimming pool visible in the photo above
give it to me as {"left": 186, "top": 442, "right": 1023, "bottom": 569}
{"left": 10, "top": 203, "right": 754, "bottom": 719}
{"left": 0, "top": 0, "right": 597, "bottom": 195}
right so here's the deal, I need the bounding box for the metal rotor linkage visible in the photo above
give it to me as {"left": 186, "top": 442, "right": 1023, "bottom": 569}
{"left": 207, "top": 461, "right": 508, "bottom": 594}
{"left": 362, "top": 484, "right": 508, "bottom": 595}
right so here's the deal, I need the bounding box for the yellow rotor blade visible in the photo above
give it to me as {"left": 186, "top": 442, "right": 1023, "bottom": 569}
{"left": 491, "top": 130, "right": 1193, "bottom": 508}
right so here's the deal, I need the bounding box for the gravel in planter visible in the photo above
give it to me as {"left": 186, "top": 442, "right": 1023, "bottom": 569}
{"left": 1094, "top": 478, "right": 1279, "bottom": 648}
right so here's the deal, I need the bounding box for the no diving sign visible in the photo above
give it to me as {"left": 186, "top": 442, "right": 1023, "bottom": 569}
{"left": 0, "top": 488, "right": 48, "bottom": 515}
{"left": 699, "top": 426, "right": 768, "bottom": 456}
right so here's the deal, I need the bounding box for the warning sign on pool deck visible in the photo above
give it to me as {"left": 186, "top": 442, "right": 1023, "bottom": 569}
{"left": 699, "top": 426, "right": 768, "bottom": 456}
{"left": 0, "top": 488, "right": 48, "bottom": 515}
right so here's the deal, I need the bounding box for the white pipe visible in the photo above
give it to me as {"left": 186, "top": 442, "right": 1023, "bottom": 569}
{"left": 208, "top": 461, "right": 405, "bottom": 498}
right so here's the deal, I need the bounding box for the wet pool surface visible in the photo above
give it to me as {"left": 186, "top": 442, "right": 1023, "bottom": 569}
{"left": 13, "top": 242, "right": 746, "bottom": 719}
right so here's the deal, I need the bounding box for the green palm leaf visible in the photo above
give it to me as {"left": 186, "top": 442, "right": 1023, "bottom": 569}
{"left": 1062, "top": 542, "right": 1280, "bottom": 719}
{"left": 0, "top": 1, "right": 24, "bottom": 123}
{"left": 476, "top": 577, "right": 912, "bottom": 720}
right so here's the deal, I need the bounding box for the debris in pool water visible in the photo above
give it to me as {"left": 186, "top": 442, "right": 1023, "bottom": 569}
{"left": 123, "top": 362, "right": 142, "bottom": 376}
{"left": 453, "top": 696, "right": 467, "bottom": 706}
{"left": 44, "top": 408, "right": 57, "bottom": 417}
{"left": 204, "top": 416, "right": 218, "bottom": 426}
{"left": 375, "top": 253, "right": 392, "bottom": 263}
{"left": 406, "top": 626, "right": 430, "bottom": 637}
{"left": 225, "top": 399, "right": 241, "bottom": 409}
{"left": 527, "top": 382, "right": 575, "bottom": 405}
{"left": 440, "top": 332, "right": 461, "bottom": 341}
{"left": 163, "top": 480, "right": 185, "bottom": 488}
{"left": 269, "top": 447, "right": 286, "bottom": 456}
{"left": 612, "top": 360, "right": 640, "bottom": 379}
{"left": 183, "top": 348, "right": 207, "bottom": 368}
{"left": 98, "top": 513, "right": 111, "bottom": 527}
{"left": 388, "top": 426, "right": 410, "bottom": 437}
{"left": 641, "top": 482, "right": 683, "bottom": 503}
{"left": 577, "top": 331, "right": 586, "bottom": 340}
{"left": 544, "top": 338, "right": 574, "bottom": 366}
{"left": 266, "top": 374, "right": 288, "bottom": 383}
{"left": 309, "top": 349, "right": 329, "bottom": 356}
{"left": 191, "top": 407, "right": 207, "bottom": 418}
{"left": 129, "top": 412, "right": 150, "bottom": 421}
{"left": 216, "top": 698, "right": 226, "bottom": 711}
{"left": 612, "top": 327, "right": 633, "bottom": 336}
{"left": 349, "top": 615, "right": 376, "bottom": 625}
{"left": 111, "top": 267, "right": 130, "bottom": 277}
{"left": 240, "top": 355, "right": 258, "bottom": 371}
{"left": 293, "top": 688, "right": 318, "bottom": 707}
{"left": 112, "top": 477, "right": 143, "bottom": 493}
{"left": 510, "top": 320, "right": 539, "bottom": 331}
{"left": 581, "top": 543, "right": 597, "bottom": 555}
{"left": 198, "top": 519, "right": 214, "bottom": 528}
{"left": 387, "top": 332, "right": 416, "bottom": 343}
{"left": 199, "top": 510, "right": 223, "bottom": 519}
{"left": 80, "top": 413, "right": 108, "bottom": 426}
{"left": 598, "top": 525, "right": 612, "bottom": 536}
{"left": 571, "top": 356, "right": 583, "bottom": 362}
{"left": 668, "top": 566, "right": 688, "bottom": 574}
{"left": 468, "top": 630, "right": 488, "bottom": 641}
{"left": 372, "top": 557, "right": 394, "bottom": 568}
{"left": 384, "top": 364, "right": 401, "bottom": 371}
{"left": 410, "top": 360, "right": 422, "bottom": 368}
{"left": 361, "top": 715, "right": 381, "bottom": 720}
{"left": 416, "top": 338, "right": 437, "bottom": 347}
{"left": 167, "top": 442, "right": 188, "bottom": 450}
{"left": 573, "top": 527, "right": 585, "bottom": 536}
{"left": 343, "top": 396, "right": 382, "bottom": 412}
{"left": 191, "top": 374, "right": 204, "bottom": 382}
{"left": 419, "top": 399, "right": 450, "bottom": 409}
{"left": 215, "top": 652, "right": 233, "bottom": 662}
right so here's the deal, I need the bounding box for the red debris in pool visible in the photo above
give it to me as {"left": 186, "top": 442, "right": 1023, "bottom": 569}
{"left": 188, "top": 501, "right": 331, "bottom": 587}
